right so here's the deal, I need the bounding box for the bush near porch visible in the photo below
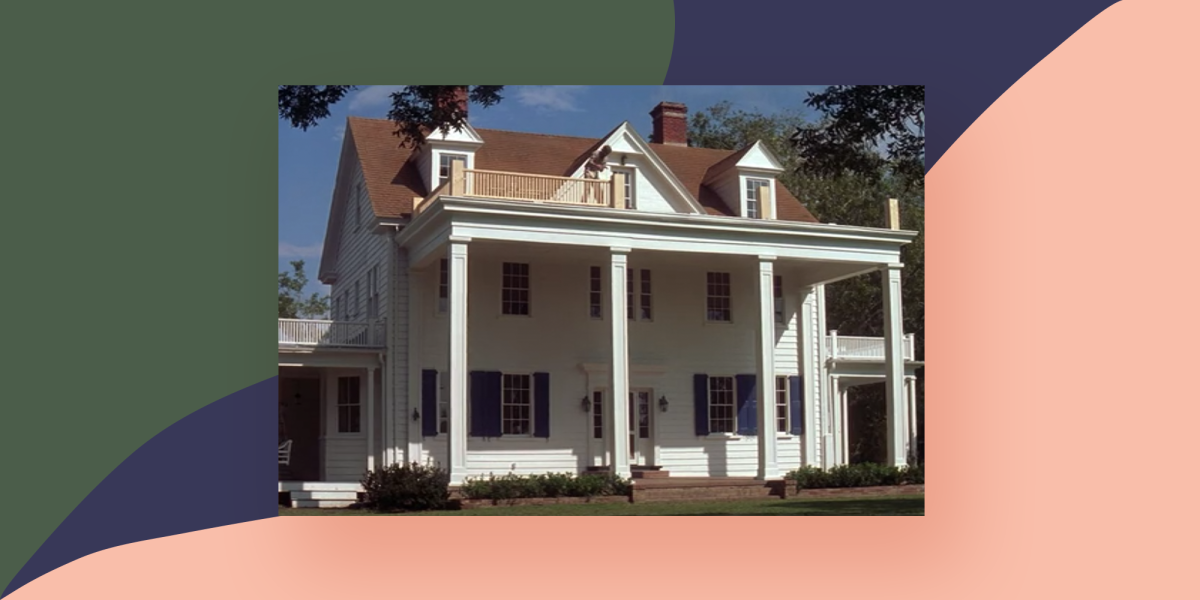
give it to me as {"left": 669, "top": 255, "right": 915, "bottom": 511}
{"left": 786, "top": 463, "right": 924, "bottom": 491}
{"left": 459, "top": 472, "right": 632, "bottom": 503}
{"left": 361, "top": 462, "right": 452, "bottom": 512}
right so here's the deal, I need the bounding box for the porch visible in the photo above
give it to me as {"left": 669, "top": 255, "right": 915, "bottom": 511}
{"left": 398, "top": 177, "right": 919, "bottom": 484}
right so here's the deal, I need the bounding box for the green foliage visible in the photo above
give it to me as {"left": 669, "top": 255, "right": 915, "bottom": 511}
{"left": 278, "top": 85, "right": 505, "bottom": 149}
{"left": 278, "top": 260, "right": 330, "bottom": 319}
{"left": 793, "top": 85, "right": 925, "bottom": 187}
{"left": 786, "top": 463, "right": 923, "bottom": 491}
{"left": 361, "top": 462, "right": 451, "bottom": 512}
{"left": 459, "top": 472, "right": 632, "bottom": 502}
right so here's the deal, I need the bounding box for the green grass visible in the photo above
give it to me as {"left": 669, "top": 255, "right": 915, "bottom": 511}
{"left": 277, "top": 494, "right": 923, "bottom": 516}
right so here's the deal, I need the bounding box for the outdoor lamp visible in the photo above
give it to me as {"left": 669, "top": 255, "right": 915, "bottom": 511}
{"left": 412, "top": 408, "right": 420, "bottom": 422}
{"left": 581, "top": 396, "right": 591, "bottom": 412}
{"left": 658, "top": 396, "right": 669, "bottom": 412}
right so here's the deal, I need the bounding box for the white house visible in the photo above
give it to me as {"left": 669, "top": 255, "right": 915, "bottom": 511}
{"left": 277, "top": 92, "right": 922, "bottom": 505}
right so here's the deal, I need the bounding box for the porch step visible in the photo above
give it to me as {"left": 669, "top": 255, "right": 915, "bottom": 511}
{"left": 291, "top": 499, "right": 356, "bottom": 509}
{"left": 631, "top": 469, "right": 670, "bottom": 479}
{"left": 290, "top": 490, "right": 360, "bottom": 501}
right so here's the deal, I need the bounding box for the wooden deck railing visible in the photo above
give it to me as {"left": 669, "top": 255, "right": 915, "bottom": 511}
{"left": 414, "top": 162, "right": 626, "bottom": 214}
{"left": 278, "top": 319, "right": 386, "bottom": 348}
{"left": 825, "top": 332, "right": 916, "bottom": 361}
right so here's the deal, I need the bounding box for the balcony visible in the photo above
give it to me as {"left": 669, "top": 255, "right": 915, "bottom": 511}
{"left": 278, "top": 319, "right": 386, "bottom": 349}
{"left": 415, "top": 163, "right": 626, "bottom": 215}
{"left": 825, "top": 333, "right": 917, "bottom": 361}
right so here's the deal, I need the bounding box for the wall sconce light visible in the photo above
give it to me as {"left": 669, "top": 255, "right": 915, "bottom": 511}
{"left": 658, "top": 396, "right": 669, "bottom": 413}
{"left": 412, "top": 408, "right": 421, "bottom": 422}
{"left": 581, "top": 396, "right": 592, "bottom": 412}
{"left": 620, "top": 154, "right": 627, "bottom": 165}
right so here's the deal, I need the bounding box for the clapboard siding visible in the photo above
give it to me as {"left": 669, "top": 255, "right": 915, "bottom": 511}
{"left": 322, "top": 437, "right": 367, "bottom": 482}
{"left": 411, "top": 247, "right": 810, "bottom": 477}
{"left": 329, "top": 164, "right": 391, "bottom": 323}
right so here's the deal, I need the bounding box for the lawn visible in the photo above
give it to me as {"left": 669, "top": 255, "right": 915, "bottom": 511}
{"left": 277, "top": 494, "right": 923, "bottom": 516}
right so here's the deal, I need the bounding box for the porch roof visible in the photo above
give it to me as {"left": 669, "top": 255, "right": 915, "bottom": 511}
{"left": 396, "top": 195, "right": 917, "bottom": 287}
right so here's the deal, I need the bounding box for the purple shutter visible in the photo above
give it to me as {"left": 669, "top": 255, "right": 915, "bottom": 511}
{"left": 469, "top": 371, "right": 487, "bottom": 437}
{"left": 421, "top": 369, "right": 438, "bottom": 437}
{"left": 485, "top": 371, "right": 503, "bottom": 437}
{"left": 533, "top": 372, "right": 550, "bottom": 438}
{"left": 789, "top": 375, "right": 803, "bottom": 435}
{"left": 736, "top": 374, "right": 757, "bottom": 435}
{"left": 693, "top": 374, "right": 709, "bottom": 436}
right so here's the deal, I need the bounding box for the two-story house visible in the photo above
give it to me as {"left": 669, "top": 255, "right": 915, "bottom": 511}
{"left": 277, "top": 91, "right": 922, "bottom": 507}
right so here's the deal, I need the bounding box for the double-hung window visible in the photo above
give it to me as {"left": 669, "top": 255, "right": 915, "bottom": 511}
{"left": 706, "top": 272, "right": 732, "bottom": 322}
{"left": 336, "top": 376, "right": 361, "bottom": 433}
{"left": 501, "top": 374, "right": 533, "bottom": 435}
{"left": 611, "top": 167, "right": 636, "bottom": 209}
{"left": 502, "top": 262, "right": 530, "bottom": 316}
{"left": 775, "top": 376, "right": 789, "bottom": 433}
{"left": 438, "top": 153, "right": 468, "bottom": 187}
{"left": 708, "top": 376, "right": 736, "bottom": 434}
{"left": 745, "top": 178, "right": 769, "bottom": 219}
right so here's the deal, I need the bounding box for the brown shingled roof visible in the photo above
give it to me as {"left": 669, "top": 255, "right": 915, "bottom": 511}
{"left": 345, "top": 116, "right": 817, "bottom": 223}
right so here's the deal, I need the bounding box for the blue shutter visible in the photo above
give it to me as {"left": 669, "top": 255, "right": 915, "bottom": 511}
{"left": 469, "top": 371, "right": 487, "bottom": 437}
{"left": 533, "top": 372, "right": 550, "bottom": 438}
{"left": 736, "top": 374, "right": 757, "bottom": 435}
{"left": 693, "top": 374, "right": 709, "bottom": 436}
{"left": 485, "top": 371, "right": 503, "bottom": 437}
{"left": 421, "top": 369, "right": 438, "bottom": 437}
{"left": 789, "top": 375, "right": 803, "bottom": 435}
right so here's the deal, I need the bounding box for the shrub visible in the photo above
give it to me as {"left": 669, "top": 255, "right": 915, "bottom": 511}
{"left": 460, "top": 472, "right": 632, "bottom": 501}
{"left": 361, "top": 462, "right": 450, "bottom": 512}
{"left": 786, "top": 463, "right": 924, "bottom": 491}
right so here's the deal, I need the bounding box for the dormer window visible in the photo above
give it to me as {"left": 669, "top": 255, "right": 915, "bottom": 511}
{"left": 745, "top": 178, "right": 770, "bottom": 219}
{"left": 438, "top": 153, "right": 468, "bottom": 186}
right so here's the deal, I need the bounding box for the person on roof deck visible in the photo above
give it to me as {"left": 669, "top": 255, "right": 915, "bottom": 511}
{"left": 582, "top": 145, "right": 612, "bottom": 205}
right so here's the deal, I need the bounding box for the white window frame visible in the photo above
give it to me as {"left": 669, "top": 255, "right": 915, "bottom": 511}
{"left": 336, "top": 376, "right": 361, "bottom": 434}
{"left": 744, "top": 177, "right": 770, "bottom": 219}
{"left": 591, "top": 389, "right": 604, "bottom": 439}
{"left": 705, "top": 271, "right": 732, "bottom": 323}
{"left": 589, "top": 266, "right": 603, "bottom": 320}
{"left": 501, "top": 372, "right": 534, "bottom": 436}
{"left": 708, "top": 375, "right": 736, "bottom": 434}
{"left": 638, "top": 268, "right": 653, "bottom": 321}
{"left": 611, "top": 166, "right": 636, "bottom": 209}
{"left": 501, "top": 262, "right": 531, "bottom": 316}
{"left": 438, "top": 152, "right": 469, "bottom": 187}
{"left": 437, "top": 259, "right": 449, "bottom": 314}
{"left": 775, "top": 375, "right": 790, "bottom": 434}
{"left": 438, "top": 374, "right": 448, "bottom": 435}
{"left": 774, "top": 274, "right": 785, "bottom": 325}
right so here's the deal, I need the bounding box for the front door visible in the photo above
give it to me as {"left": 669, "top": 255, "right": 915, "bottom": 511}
{"left": 279, "top": 377, "right": 320, "bottom": 481}
{"left": 628, "top": 389, "right": 653, "bottom": 466}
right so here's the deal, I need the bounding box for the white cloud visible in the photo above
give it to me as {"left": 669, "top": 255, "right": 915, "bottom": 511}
{"left": 278, "top": 242, "right": 324, "bottom": 259}
{"left": 348, "top": 85, "right": 405, "bottom": 111}
{"left": 333, "top": 124, "right": 345, "bottom": 142}
{"left": 512, "top": 85, "right": 586, "bottom": 112}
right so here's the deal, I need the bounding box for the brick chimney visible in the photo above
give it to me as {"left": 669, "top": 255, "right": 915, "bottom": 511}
{"left": 439, "top": 86, "right": 469, "bottom": 117}
{"left": 650, "top": 101, "right": 688, "bottom": 146}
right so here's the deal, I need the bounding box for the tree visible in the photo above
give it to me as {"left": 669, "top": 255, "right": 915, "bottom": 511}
{"left": 690, "top": 95, "right": 926, "bottom": 464}
{"left": 278, "top": 85, "right": 505, "bottom": 148}
{"left": 792, "top": 85, "right": 925, "bottom": 187}
{"left": 279, "top": 260, "right": 330, "bottom": 319}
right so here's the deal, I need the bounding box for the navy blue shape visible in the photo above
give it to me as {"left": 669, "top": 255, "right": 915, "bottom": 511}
{"left": 3, "top": 376, "right": 278, "bottom": 598}
{"left": 665, "top": 0, "right": 1118, "bottom": 172}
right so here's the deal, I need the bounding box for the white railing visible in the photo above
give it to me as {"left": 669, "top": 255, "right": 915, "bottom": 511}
{"left": 278, "top": 319, "right": 386, "bottom": 348}
{"left": 465, "top": 169, "right": 614, "bottom": 206}
{"left": 825, "top": 332, "right": 916, "bottom": 361}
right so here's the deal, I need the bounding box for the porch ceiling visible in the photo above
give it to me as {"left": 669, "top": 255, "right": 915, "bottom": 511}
{"left": 398, "top": 196, "right": 915, "bottom": 287}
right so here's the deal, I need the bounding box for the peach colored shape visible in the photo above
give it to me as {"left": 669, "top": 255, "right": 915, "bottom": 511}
{"left": 9, "top": 1, "right": 1200, "bottom": 599}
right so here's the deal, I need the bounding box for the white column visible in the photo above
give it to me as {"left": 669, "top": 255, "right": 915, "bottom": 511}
{"left": 366, "top": 365, "right": 376, "bottom": 472}
{"left": 447, "top": 239, "right": 470, "bottom": 484}
{"left": 798, "top": 286, "right": 818, "bottom": 467}
{"left": 906, "top": 376, "right": 918, "bottom": 464}
{"left": 755, "top": 257, "right": 780, "bottom": 480}
{"left": 882, "top": 264, "right": 906, "bottom": 466}
{"left": 839, "top": 387, "right": 849, "bottom": 466}
{"left": 609, "top": 248, "right": 631, "bottom": 478}
{"left": 826, "top": 375, "right": 839, "bottom": 469}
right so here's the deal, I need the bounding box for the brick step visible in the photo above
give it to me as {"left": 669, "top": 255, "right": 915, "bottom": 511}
{"left": 631, "top": 470, "right": 671, "bottom": 479}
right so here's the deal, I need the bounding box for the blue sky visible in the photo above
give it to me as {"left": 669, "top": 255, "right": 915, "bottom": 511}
{"left": 278, "top": 85, "right": 829, "bottom": 301}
